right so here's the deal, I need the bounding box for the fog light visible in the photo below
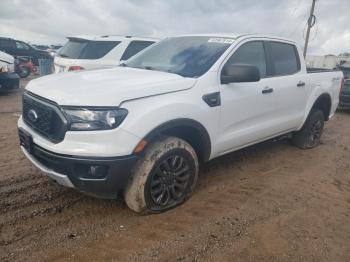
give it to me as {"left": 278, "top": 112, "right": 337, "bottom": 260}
{"left": 88, "top": 165, "right": 108, "bottom": 179}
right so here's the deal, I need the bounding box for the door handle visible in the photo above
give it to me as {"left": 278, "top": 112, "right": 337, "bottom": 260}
{"left": 297, "top": 81, "right": 305, "bottom": 87}
{"left": 262, "top": 87, "right": 274, "bottom": 94}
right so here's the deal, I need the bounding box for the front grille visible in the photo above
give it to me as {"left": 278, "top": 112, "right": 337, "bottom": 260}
{"left": 22, "top": 92, "right": 67, "bottom": 143}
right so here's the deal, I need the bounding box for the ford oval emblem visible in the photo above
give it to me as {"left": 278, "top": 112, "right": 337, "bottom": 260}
{"left": 28, "top": 109, "right": 38, "bottom": 123}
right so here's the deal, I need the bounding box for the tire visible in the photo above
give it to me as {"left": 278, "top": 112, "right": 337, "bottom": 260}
{"left": 16, "top": 65, "right": 30, "bottom": 78}
{"left": 124, "top": 136, "right": 199, "bottom": 214}
{"left": 292, "top": 109, "right": 325, "bottom": 149}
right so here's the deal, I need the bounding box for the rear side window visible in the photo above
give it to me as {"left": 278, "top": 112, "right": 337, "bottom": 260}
{"left": 58, "top": 40, "right": 120, "bottom": 59}
{"left": 268, "top": 42, "right": 300, "bottom": 76}
{"left": 15, "top": 41, "right": 30, "bottom": 50}
{"left": 121, "top": 41, "right": 155, "bottom": 61}
{"left": 0, "top": 39, "right": 15, "bottom": 49}
{"left": 224, "top": 41, "right": 267, "bottom": 77}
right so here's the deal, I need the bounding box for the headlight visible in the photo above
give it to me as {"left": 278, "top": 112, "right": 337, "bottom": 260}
{"left": 62, "top": 107, "right": 128, "bottom": 131}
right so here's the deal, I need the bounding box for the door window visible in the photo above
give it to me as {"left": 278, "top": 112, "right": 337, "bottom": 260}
{"left": 15, "top": 41, "right": 30, "bottom": 50}
{"left": 268, "top": 42, "right": 300, "bottom": 76}
{"left": 223, "top": 41, "right": 267, "bottom": 77}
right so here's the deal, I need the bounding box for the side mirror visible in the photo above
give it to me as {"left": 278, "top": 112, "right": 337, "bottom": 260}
{"left": 221, "top": 64, "right": 260, "bottom": 84}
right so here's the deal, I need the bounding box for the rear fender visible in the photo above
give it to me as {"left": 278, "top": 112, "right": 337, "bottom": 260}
{"left": 298, "top": 87, "right": 331, "bottom": 130}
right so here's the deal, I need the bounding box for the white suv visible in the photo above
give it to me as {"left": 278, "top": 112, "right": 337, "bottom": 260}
{"left": 54, "top": 35, "right": 159, "bottom": 73}
{"left": 19, "top": 34, "right": 343, "bottom": 214}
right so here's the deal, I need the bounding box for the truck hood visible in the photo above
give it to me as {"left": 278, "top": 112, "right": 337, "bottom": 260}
{"left": 26, "top": 67, "right": 196, "bottom": 106}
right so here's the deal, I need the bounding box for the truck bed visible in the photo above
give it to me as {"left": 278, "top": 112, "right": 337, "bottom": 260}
{"left": 307, "top": 67, "right": 340, "bottom": 73}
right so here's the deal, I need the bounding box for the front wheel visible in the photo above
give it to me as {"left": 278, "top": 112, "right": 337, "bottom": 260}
{"left": 292, "top": 109, "right": 325, "bottom": 149}
{"left": 124, "top": 136, "right": 199, "bottom": 214}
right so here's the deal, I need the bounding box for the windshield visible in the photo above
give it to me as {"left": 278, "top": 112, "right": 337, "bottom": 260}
{"left": 124, "top": 36, "right": 234, "bottom": 77}
{"left": 58, "top": 39, "right": 120, "bottom": 59}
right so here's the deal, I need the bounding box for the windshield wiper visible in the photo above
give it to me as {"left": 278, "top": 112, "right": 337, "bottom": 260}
{"left": 119, "top": 63, "right": 128, "bottom": 67}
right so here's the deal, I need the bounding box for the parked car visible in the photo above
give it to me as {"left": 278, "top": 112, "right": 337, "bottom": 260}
{"left": 0, "top": 51, "right": 19, "bottom": 92}
{"left": 18, "top": 34, "right": 344, "bottom": 214}
{"left": 0, "top": 37, "right": 52, "bottom": 66}
{"left": 339, "top": 68, "right": 350, "bottom": 108}
{"left": 54, "top": 35, "right": 159, "bottom": 73}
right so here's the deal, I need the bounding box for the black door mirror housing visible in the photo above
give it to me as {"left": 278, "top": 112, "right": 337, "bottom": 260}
{"left": 221, "top": 64, "right": 261, "bottom": 84}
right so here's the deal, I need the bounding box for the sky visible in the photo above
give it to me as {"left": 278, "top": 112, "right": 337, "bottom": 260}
{"left": 0, "top": 0, "right": 349, "bottom": 55}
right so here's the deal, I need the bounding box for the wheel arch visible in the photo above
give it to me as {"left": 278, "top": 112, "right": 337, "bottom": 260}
{"left": 311, "top": 93, "right": 332, "bottom": 121}
{"left": 142, "top": 118, "right": 212, "bottom": 162}
{"left": 300, "top": 92, "right": 332, "bottom": 130}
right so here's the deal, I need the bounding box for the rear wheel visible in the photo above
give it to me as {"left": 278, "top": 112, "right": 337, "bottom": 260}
{"left": 292, "top": 109, "right": 325, "bottom": 149}
{"left": 124, "top": 136, "right": 198, "bottom": 214}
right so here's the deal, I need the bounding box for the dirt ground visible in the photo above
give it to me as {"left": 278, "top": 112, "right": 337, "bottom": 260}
{"left": 1, "top": 77, "right": 350, "bottom": 262}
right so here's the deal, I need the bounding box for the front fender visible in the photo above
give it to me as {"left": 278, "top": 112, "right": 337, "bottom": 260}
{"left": 120, "top": 89, "right": 220, "bottom": 158}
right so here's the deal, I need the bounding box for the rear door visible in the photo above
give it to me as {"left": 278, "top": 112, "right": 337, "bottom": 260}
{"left": 264, "top": 41, "right": 308, "bottom": 129}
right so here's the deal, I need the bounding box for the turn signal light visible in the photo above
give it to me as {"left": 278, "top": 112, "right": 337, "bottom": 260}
{"left": 134, "top": 139, "right": 148, "bottom": 153}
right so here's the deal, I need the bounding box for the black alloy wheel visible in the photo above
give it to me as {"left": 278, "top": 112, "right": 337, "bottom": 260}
{"left": 124, "top": 136, "right": 198, "bottom": 214}
{"left": 307, "top": 118, "right": 323, "bottom": 147}
{"left": 149, "top": 154, "right": 192, "bottom": 207}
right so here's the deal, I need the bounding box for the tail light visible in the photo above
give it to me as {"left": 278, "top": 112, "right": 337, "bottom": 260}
{"left": 68, "top": 66, "right": 85, "bottom": 71}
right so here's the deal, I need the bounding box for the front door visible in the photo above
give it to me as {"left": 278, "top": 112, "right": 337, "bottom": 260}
{"left": 217, "top": 40, "right": 280, "bottom": 154}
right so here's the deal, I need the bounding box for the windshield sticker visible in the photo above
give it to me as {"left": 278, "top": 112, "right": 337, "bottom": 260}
{"left": 208, "top": 38, "right": 235, "bottom": 44}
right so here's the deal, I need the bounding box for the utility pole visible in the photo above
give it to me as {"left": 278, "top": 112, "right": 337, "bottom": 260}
{"left": 303, "top": 0, "right": 317, "bottom": 58}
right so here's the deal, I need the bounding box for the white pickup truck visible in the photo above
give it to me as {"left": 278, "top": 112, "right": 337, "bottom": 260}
{"left": 18, "top": 34, "right": 344, "bottom": 214}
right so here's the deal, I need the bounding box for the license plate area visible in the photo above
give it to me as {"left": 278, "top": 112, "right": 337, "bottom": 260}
{"left": 19, "top": 128, "right": 33, "bottom": 153}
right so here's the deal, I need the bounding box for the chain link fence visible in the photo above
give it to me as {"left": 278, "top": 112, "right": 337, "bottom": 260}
{"left": 38, "top": 59, "right": 54, "bottom": 76}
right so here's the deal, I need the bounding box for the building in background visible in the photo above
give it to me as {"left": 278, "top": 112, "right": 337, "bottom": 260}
{"left": 306, "top": 54, "right": 350, "bottom": 70}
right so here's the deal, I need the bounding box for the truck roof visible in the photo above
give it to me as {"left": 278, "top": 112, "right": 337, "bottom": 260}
{"left": 67, "top": 35, "right": 160, "bottom": 42}
{"left": 173, "top": 33, "right": 296, "bottom": 44}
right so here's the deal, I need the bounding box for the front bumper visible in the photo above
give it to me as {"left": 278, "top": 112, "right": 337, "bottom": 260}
{"left": 20, "top": 137, "right": 138, "bottom": 199}
{"left": 0, "top": 72, "right": 20, "bottom": 90}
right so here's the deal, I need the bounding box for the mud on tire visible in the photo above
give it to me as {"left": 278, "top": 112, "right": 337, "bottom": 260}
{"left": 292, "top": 109, "right": 325, "bottom": 149}
{"left": 124, "top": 136, "right": 199, "bottom": 214}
